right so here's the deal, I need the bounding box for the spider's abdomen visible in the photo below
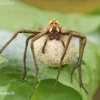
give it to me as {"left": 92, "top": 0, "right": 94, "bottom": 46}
{"left": 47, "top": 26, "right": 61, "bottom": 40}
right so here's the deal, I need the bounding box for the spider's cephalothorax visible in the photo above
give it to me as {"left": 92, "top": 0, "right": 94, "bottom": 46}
{"left": 46, "top": 18, "right": 62, "bottom": 40}
{"left": 0, "top": 18, "right": 88, "bottom": 98}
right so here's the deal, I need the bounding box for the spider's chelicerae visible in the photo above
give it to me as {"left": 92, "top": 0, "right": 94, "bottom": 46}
{"left": 0, "top": 18, "right": 88, "bottom": 98}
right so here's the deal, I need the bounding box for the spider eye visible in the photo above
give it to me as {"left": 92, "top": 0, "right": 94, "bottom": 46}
{"left": 55, "top": 22, "right": 58, "bottom": 25}
{"left": 50, "top": 22, "right": 53, "bottom": 24}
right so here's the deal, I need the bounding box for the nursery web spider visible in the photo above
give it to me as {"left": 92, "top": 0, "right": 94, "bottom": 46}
{"left": 0, "top": 18, "right": 88, "bottom": 98}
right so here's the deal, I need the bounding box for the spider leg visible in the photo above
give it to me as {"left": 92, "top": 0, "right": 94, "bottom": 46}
{"left": 0, "top": 29, "right": 41, "bottom": 54}
{"left": 54, "top": 32, "right": 72, "bottom": 89}
{"left": 71, "top": 38, "right": 82, "bottom": 83}
{"left": 77, "top": 37, "right": 88, "bottom": 94}
{"left": 29, "top": 29, "right": 47, "bottom": 98}
{"left": 58, "top": 30, "right": 88, "bottom": 94}
{"left": 65, "top": 30, "right": 88, "bottom": 94}
{"left": 42, "top": 38, "right": 48, "bottom": 54}
{"left": 23, "top": 34, "right": 37, "bottom": 80}
{"left": 60, "top": 37, "right": 65, "bottom": 48}
{"left": 71, "top": 66, "right": 77, "bottom": 83}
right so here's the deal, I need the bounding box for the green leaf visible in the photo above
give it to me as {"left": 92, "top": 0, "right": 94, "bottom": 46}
{"left": 0, "top": 56, "right": 8, "bottom": 64}
{"left": 0, "top": 84, "right": 10, "bottom": 100}
{"left": 0, "top": 61, "right": 82, "bottom": 100}
{"left": 31, "top": 79, "right": 82, "bottom": 100}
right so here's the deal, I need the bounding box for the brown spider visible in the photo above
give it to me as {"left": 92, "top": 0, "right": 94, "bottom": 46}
{"left": 0, "top": 18, "right": 88, "bottom": 98}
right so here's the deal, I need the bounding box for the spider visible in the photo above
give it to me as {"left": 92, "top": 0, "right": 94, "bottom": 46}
{"left": 0, "top": 18, "right": 88, "bottom": 98}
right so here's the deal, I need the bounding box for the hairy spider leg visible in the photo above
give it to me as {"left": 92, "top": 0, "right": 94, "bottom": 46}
{"left": 42, "top": 37, "right": 48, "bottom": 54}
{"left": 29, "top": 29, "right": 47, "bottom": 98}
{"left": 77, "top": 37, "right": 88, "bottom": 93}
{"left": 60, "top": 37, "right": 65, "bottom": 48}
{"left": 23, "top": 34, "right": 38, "bottom": 80}
{"left": 0, "top": 29, "right": 40, "bottom": 54}
{"left": 0, "top": 30, "right": 40, "bottom": 81}
{"left": 54, "top": 31, "right": 72, "bottom": 89}
{"left": 42, "top": 36, "right": 65, "bottom": 54}
{"left": 70, "top": 31, "right": 88, "bottom": 93}
{"left": 71, "top": 38, "right": 84, "bottom": 83}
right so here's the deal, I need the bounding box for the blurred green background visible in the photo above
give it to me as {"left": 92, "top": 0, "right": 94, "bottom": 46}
{"left": 0, "top": 0, "right": 100, "bottom": 100}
